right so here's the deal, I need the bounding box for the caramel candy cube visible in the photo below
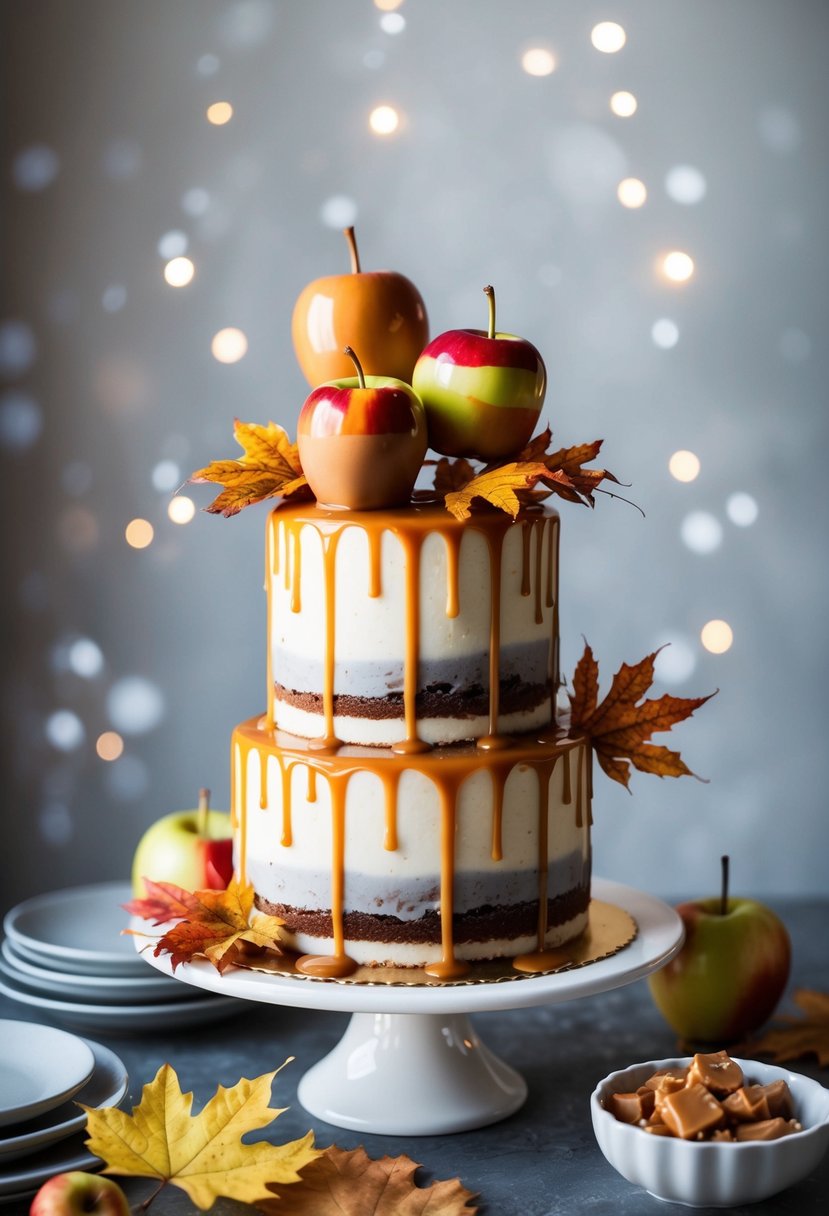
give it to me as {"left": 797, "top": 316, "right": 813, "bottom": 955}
{"left": 760, "top": 1079, "right": 795, "bottom": 1119}
{"left": 687, "top": 1051, "right": 744, "bottom": 1095}
{"left": 607, "top": 1091, "right": 647, "bottom": 1124}
{"left": 643, "top": 1067, "right": 688, "bottom": 1091}
{"left": 661, "top": 1083, "right": 726, "bottom": 1140}
{"left": 735, "top": 1117, "right": 795, "bottom": 1141}
{"left": 644, "top": 1122, "right": 672, "bottom": 1136}
{"left": 722, "top": 1084, "right": 771, "bottom": 1123}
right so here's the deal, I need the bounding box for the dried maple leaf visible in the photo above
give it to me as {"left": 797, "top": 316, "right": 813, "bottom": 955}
{"left": 123, "top": 878, "right": 201, "bottom": 925}
{"left": 433, "top": 456, "right": 476, "bottom": 496}
{"left": 443, "top": 461, "right": 552, "bottom": 521}
{"left": 143, "top": 878, "right": 286, "bottom": 972}
{"left": 741, "top": 989, "right": 829, "bottom": 1068}
{"left": 260, "top": 1145, "right": 478, "bottom": 1215}
{"left": 569, "top": 643, "right": 715, "bottom": 789}
{"left": 84, "top": 1062, "right": 319, "bottom": 1211}
{"left": 190, "top": 419, "right": 312, "bottom": 516}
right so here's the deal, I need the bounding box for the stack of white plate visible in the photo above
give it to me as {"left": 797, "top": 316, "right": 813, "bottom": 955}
{"left": 0, "top": 1020, "right": 128, "bottom": 1204}
{"left": 0, "top": 881, "right": 240, "bottom": 1034}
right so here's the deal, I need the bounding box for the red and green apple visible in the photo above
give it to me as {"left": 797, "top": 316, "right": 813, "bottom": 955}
{"left": 30, "top": 1173, "right": 130, "bottom": 1216}
{"left": 412, "top": 284, "right": 546, "bottom": 460}
{"left": 648, "top": 856, "right": 791, "bottom": 1044}
{"left": 131, "top": 788, "right": 233, "bottom": 898}
{"left": 291, "top": 226, "right": 429, "bottom": 386}
{"left": 297, "top": 345, "right": 428, "bottom": 510}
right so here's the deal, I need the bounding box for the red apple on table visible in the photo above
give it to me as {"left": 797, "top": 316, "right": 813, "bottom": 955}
{"left": 412, "top": 284, "right": 546, "bottom": 460}
{"left": 297, "top": 345, "right": 428, "bottom": 510}
{"left": 648, "top": 856, "right": 791, "bottom": 1044}
{"left": 292, "top": 226, "right": 429, "bottom": 386}
{"left": 30, "top": 1172, "right": 130, "bottom": 1216}
{"left": 131, "top": 788, "right": 233, "bottom": 898}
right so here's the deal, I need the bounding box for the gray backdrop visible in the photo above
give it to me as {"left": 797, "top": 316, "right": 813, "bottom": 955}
{"left": 2, "top": 0, "right": 827, "bottom": 910}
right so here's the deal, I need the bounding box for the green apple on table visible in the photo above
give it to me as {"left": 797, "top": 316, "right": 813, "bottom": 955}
{"left": 648, "top": 856, "right": 791, "bottom": 1044}
{"left": 131, "top": 788, "right": 233, "bottom": 898}
{"left": 30, "top": 1172, "right": 130, "bottom": 1216}
{"left": 412, "top": 284, "right": 546, "bottom": 460}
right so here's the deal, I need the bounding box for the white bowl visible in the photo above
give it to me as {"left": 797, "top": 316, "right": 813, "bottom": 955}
{"left": 591, "top": 1056, "right": 829, "bottom": 1208}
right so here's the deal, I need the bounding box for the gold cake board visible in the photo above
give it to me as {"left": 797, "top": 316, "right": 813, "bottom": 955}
{"left": 239, "top": 897, "right": 637, "bottom": 987}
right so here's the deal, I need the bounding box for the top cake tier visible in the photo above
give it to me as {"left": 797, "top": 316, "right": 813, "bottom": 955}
{"left": 266, "top": 502, "right": 560, "bottom": 748}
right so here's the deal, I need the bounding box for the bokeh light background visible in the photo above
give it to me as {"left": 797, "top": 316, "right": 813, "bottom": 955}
{"left": 2, "top": 0, "right": 827, "bottom": 908}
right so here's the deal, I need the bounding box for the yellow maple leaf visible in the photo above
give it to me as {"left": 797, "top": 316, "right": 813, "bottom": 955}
{"left": 261, "top": 1145, "right": 478, "bottom": 1215}
{"left": 83, "top": 1062, "right": 319, "bottom": 1210}
{"left": 190, "top": 419, "right": 312, "bottom": 516}
{"left": 443, "top": 461, "right": 551, "bottom": 521}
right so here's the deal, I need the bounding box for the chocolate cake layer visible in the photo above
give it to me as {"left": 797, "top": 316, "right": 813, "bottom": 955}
{"left": 274, "top": 676, "right": 550, "bottom": 722}
{"left": 256, "top": 883, "right": 591, "bottom": 946}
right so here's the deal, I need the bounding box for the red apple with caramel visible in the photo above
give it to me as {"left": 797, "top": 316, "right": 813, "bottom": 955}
{"left": 648, "top": 857, "right": 791, "bottom": 1044}
{"left": 412, "top": 284, "right": 546, "bottom": 460}
{"left": 298, "top": 347, "right": 427, "bottom": 510}
{"left": 131, "top": 789, "right": 233, "bottom": 898}
{"left": 292, "top": 227, "right": 429, "bottom": 386}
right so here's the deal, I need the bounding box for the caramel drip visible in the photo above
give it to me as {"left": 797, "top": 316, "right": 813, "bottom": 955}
{"left": 290, "top": 526, "right": 301, "bottom": 614}
{"left": 265, "top": 519, "right": 276, "bottom": 730}
{"left": 533, "top": 518, "right": 544, "bottom": 625}
{"left": 477, "top": 525, "right": 511, "bottom": 751}
{"left": 551, "top": 516, "right": 560, "bottom": 693}
{"left": 545, "top": 514, "right": 555, "bottom": 608}
{"left": 490, "top": 763, "right": 508, "bottom": 862}
{"left": 392, "top": 528, "right": 430, "bottom": 754}
{"left": 234, "top": 740, "right": 247, "bottom": 883}
{"left": 586, "top": 743, "right": 594, "bottom": 825}
{"left": 521, "top": 520, "right": 532, "bottom": 597}
{"left": 277, "top": 757, "right": 293, "bottom": 846}
{"left": 306, "top": 764, "right": 317, "bottom": 804}
{"left": 382, "top": 770, "right": 400, "bottom": 852}
{"left": 442, "top": 530, "right": 461, "bottom": 619}
{"left": 317, "top": 525, "right": 343, "bottom": 749}
{"left": 562, "top": 748, "right": 572, "bottom": 804}
{"left": 296, "top": 774, "right": 357, "bottom": 978}
{"left": 511, "top": 756, "right": 562, "bottom": 974}
{"left": 367, "top": 524, "right": 383, "bottom": 599}
{"left": 575, "top": 741, "right": 584, "bottom": 829}
{"left": 259, "top": 750, "right": 268, "bottom": 810}
{"left": 424, "top": 778, "right": 470, "bottom": 980}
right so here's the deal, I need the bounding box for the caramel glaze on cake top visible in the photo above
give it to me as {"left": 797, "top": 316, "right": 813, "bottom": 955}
{"left": 234, "top": 501, "right": 591, "bottom": 981}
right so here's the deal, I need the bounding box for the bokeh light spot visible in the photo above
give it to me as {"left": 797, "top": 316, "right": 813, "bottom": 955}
{"left": 12, "top": 145, "right": 60, "bottom": 191}
{"left": 0, "top": 391, "right": 42, "bottom": 451}
{"left": 181, "top": 187, "right": 210, "bottom": 216}
{"left": 211, "top": 327, "right": 248, "bottom": 363}
{"left": 701, "top": 619, "right": 733, "bottom": 654}
{"left": 164, "top": 257, "right": 195, "bottom": 287}
{"left": 168, "top": 494, "right": 196, "bottom": 524}
{"left": 665, "top": 164, "right": 707, "bottom": 204}
{"left": 101, "top": 285, "right": 127, "bottom": 313}
{"left": 158, "top": 230, "right": 188, "bottom": 259}
{"left": 369, "top": 105, "right": 400, "bottom": 135}
{"left": 68, "top": 637, "right": 105, "bottom": 678}
{"left": 197, "top": 53, "right": 220, "bottom": 76}
{"left": 669, "top": 450, "right": 701, "bottom": 482}
{"left": 591, "top": 22, "right": 626, "bottom": 53}
{"left": 521, "top": 48, "right": 556, "bottom": 76}
{"left": 96, "top": 731, "right": 124, "bottom": 761}
{"left": 107, "top": 676, "right": 165, "bottom": 735}
{"left": 374, "top": 0, "right": 403, "bottom": 9}
{"left": 654, "top": 638, "right": 698, "bottom": 685}
{"left": 39, "top": 803, "right": 73, "bottom": 847}
{"left": 610, "top": 91, "right": 637, "bottom": 117}
{"left": 380, "top": 12, "right": 405, "bottom": 33}
{"left": 125, "top": 518, "right": 154, "bottom": 549}
{"left": 0, "top": 320, "right": 37, "bottom": 376}
{"left": 103, "top": 754, "right": 150, "bottom": 801}
{"left": 152, "top": 459, "right": 181, "bottom": 493}
{"left": 681, "top": 511, "right": 723, "bottom": 554}
{"left": 46, "top": 710, "right": 85, "bottom": 752}
{"left": 206, "top": 101, "right": 234, "bottom": 125}
{"left": 726, "top": 492, "right": 759, "bottom": 527}
{"left": 320, "top": 195, "right": 358, "bottom": 228}
{"left": 662, "top": 250, "right": 695, "bottom": 282}
{"left": 617, "top": 177, "right": 647, "bottom": 208}
{"left": 652, "top": 318, "right": 679, "bottom": 348}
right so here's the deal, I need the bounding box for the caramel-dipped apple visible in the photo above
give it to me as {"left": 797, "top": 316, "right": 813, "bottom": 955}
{"left": 297, "top": 346, "right": 428, "bottom": 510}
{"left": 412, "top": 284, "right": 546, "bottom": 459}
{"left": 291, "top": 227, "right": 429, "bottom": 386}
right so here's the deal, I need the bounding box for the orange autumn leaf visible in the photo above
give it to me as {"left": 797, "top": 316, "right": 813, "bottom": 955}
{"left": 569, "top": 643, "right": 715, "bottom": 789}
{"left": 741, "top": 989, "right": 829, "bottom": 1068}
{"left": 443, "top": 461, "right": 552, "bottom": 521}
{"left": 260, "top": 1145, "right": 478, "bottom": 1215}
{"left": 190, "top": 419, "right": 312, "bottom": 516}
{"left": 433, "top": 457, "right": 477, "bottom": 496}
{"left": 139, "top": 878, "right": 286, "bottom": 973}
{"left": 123, "top": 879, "right": 201, "bottom": 925}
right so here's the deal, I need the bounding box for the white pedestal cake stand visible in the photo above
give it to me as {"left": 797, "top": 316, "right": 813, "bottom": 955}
{"left": 133, "top": 878, "right": 682, "bottom": 1136}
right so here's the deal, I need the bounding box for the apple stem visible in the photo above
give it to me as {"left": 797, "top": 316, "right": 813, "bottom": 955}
{"left": 343, "top": 345, "right": 366, "bottom": 389}
{"left": 484, "top": 284, "right": 496, "bottom": 339}
{"left": 720, "top": 853, "right": 730, "bottom": 916}
{"left": 198, "top": 788, "right": 210, "bottom": 839}
{"left": 343, "top": 226, "right": 361, "bottom": 274}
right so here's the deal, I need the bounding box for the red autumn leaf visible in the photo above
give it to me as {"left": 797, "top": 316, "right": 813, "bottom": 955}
{"left": 123, "top": 879, "right": 201, "bottom": 925}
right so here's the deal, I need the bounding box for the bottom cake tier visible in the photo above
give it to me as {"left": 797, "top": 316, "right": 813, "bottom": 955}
{"left": 231, "top": 716, "right": 592, "bottom": 977}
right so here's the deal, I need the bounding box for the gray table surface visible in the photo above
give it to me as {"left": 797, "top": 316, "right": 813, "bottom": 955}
{"left": 0, "top": 898, "right": 826, "bottom": 1215}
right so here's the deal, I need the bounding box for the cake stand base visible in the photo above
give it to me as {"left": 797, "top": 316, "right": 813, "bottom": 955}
{"left": 298, "top": 1010, "right": 526, "bottom": 1134}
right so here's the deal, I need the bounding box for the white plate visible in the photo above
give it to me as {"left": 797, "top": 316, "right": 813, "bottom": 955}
{"left": 0, "top": 973, "right": 242, "bottom": 1035}
{"left": 0, "top": 1132, "right": 99, "bottom": 1199}
{"left": 0, "top": 940, "right": 192, "bottom": 1004}
{"left": 0, "top": 1022, "right": 95, "bottom": 1128}
{"left": 0, "top": 1039, "right": 128, "bottom": 1162}
{"left": 3, "top": 882, "right": 146, "bottom": 977}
